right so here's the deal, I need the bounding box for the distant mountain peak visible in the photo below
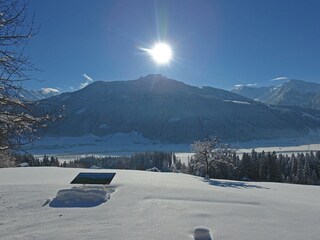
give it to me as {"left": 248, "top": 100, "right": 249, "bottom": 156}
{"left": 142, "top": 74, "right": 169, "bottom": 79}
{"left": 232, "top": 79, "right": 320, "bottom": 110}
{"left": 136, "top": 74, "right": 181, "bottom": 85}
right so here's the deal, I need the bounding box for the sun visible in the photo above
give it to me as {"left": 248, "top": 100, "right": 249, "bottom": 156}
{"left": 144, "top": 42, "right": 173, "bottom": 64}
{"left": 149, "top": 43, "right": 172, "bottom": 64}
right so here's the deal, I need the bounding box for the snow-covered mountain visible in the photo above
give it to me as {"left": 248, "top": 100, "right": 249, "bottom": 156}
{"left": 1, "top": 167, "right": 320, "bottom": 240}
{"left": 38, "top": 74, "right": 320, "bottom": 143}
{"left": 232, "top": 79, "right": 320, "bottom": 110}
{"left": 231, "top": 85, "right": 273, "bottom": 101}
{"left": 265, "top": 79, "right": 320, "bottom": 109}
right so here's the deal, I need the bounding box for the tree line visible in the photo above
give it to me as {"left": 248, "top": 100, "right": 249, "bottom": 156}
{"left": 13, "top": 153, "right": 59, "bottom": 167}
{"left": 13, "top": 151, "right": 187, "bottom": 172}
{"left": 13, "top": 148, "right": 320, "bottom": 186}
{"left": 238, "top": 150, "right": 320, "bottom": 185}
{"left": 188, "top": 138, "right": 320, "bottom": 185}
{"left": 67, "top": 152, "right": 186, "bottom": 172}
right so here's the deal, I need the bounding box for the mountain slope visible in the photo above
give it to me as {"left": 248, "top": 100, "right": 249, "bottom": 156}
{"left": 39, "top": 75, "right": 320, "bottom": 143}
{"left": 266, "top": 80, "right": 320, "bottom": 109}
{"left": 232, "top": 79, "right": 320, "bottom": 110}
{"left": 231, "top": 85, "right": 273, "bottom": 101}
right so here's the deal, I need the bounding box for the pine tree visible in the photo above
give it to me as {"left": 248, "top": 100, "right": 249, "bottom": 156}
{"left": 303, "top": 159, "right": 312, "bottom": 184}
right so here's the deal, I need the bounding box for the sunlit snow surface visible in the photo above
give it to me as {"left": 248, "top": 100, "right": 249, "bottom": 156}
{"left": 1, "top": 167, "right": 320, "bottom": 240}
{"left": 23, "top": 132, "right": 320, "bottom": 166}
{"left": 25, "top": 132, "right": 190, "bottom": 156}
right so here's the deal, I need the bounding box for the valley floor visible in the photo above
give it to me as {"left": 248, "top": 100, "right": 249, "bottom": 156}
{"left": 1, "top": 167, "right": 320, "bottom": 240}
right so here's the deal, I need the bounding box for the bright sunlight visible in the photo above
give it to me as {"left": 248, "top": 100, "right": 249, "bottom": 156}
{"left": 143, "top": 42, "right": 173, "bottom": 64}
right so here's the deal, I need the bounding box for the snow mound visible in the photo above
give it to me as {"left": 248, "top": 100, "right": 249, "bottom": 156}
{"left": 193, "top": 226, "right": 212, "bottom": 240}
{"left": 49, "top": 186, "right": 114, "bottom": 208}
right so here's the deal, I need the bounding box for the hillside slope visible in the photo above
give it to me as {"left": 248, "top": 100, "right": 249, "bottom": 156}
{"left": 231, "top": 85, "right": 273, "bottom": 100}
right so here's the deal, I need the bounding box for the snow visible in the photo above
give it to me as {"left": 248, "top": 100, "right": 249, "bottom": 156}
{"left": 169, "top": 117, "right": 181, "bottom": 122}
{"left": 224, "top": 100, "right": 251, "bottom": 104}
{"left": 238, "top": 143, "right": 320, "bottom": 155}
{"left": 23, "top": 130, "right": 320, "bottom": 166}
{"left": 76, "top": 108, "right": 86, "bottom": 114}
{"left": 302, "top": 112, "right": 320, "bottom": 121}
{"left": 1, "top": 167, "right": 320, "bottom": 240}
{"left": 24, "top": 132, "right": 189, "bottom": 156}
{"left": 16, "top": 162, "right": 30, "bottom": 167}
{"left": 146, "top": 167, "right": 160, "bottom": 172}
{"left": 98, "top": 124, "right": 108, "bottom": 129}
{"left": 49, "top": 186, "right": 113, "bottom": 208}
{"left": 90, "top": 165, "right": 102, "bottom": 169}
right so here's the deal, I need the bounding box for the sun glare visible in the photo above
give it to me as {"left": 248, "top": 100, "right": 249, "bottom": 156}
{"left": 146, "top": 42, "right": 173, "bottom": 64}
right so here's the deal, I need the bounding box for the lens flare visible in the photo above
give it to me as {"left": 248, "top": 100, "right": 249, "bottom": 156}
{"left": 142, "top": 42, "right": 173, "bottom": 64}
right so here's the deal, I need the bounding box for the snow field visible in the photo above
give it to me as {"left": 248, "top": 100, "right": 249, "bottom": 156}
{"left": 1, "top": 167, "right": 320, "bottom": 240}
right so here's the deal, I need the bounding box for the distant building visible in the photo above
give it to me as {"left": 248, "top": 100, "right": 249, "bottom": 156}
{"left": 90, "top": 165, "right": 102, "bottom": 169}
{"left": 16, "top": 162, "right": 30, "bottom": 167}
{"left": 146, "top": 167, "right": 160, "bottom": 172}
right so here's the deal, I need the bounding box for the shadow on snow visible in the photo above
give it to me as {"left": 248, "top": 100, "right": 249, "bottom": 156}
{"left": 203, "top": 178, "right": 269, "bottom": 189}
{"left": 47, "top": 186, "right": 115, "bottom": 208}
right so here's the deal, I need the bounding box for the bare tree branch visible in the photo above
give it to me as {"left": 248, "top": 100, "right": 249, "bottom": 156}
{"left": 191, "top": 138, "right": 236, "bottom": 178}
{"left": 0, "top": 0, "right": 54, "bottom": 160}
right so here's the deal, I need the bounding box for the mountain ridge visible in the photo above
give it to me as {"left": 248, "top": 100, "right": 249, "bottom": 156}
{"left": 232, "top": 79, "right": 320, "bottom": 110}
{"left": 38, "top": 75, "right": 320, "bottom": 143}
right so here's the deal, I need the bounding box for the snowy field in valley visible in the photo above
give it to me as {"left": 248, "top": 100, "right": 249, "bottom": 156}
{"left": 24, "top": 132, "right": 320, "bottom": 156}
{"left": 31, "top": 144, "right": 320, "bottom": 166}
{"left": 238, "top": 143, "right": 320, "bottom": 154}
{"left": 24, "top": 133, "right": 190, "bottom": 156}
{"left": 1, "top": 167, "right": 320, "bottom": 240}
{"left": 24, "top": 132, "right": 320, "bottom": 165}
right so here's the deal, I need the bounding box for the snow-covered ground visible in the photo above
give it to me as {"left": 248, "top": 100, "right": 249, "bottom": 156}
{"left": 24, "top": 133, "right": 190, "bottom": 155}
{"left": 24, "top": 132, "right": 320, "bottom": 165}
{"left": 1, "top": 167, "right": 320, "bottom": 240}
{"left": 238, "top": 143, "right": 320, "bottom": 154}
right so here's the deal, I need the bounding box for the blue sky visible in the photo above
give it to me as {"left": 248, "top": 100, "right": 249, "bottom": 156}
{"left": 25, "top": 0, "right": 320, "bottom": 92}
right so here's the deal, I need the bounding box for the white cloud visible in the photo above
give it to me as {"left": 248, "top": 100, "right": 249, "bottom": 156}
{"left": 40, "top": 88, "right": 60, "bottom": 95}
{"left": 80, "top": 73, "right": 94, "bottom": 89}
{"left": 82, "top": 73, "right": 93, "bottom": 82}
{"left": 271, "top": 76, "right": 289, "bottom": 81}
